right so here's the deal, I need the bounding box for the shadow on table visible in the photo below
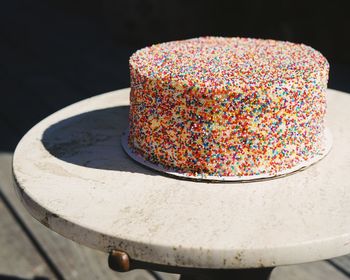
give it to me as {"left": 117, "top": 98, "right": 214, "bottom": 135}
{"left": 42, "top": 105, "right": 157, "bottom": 176}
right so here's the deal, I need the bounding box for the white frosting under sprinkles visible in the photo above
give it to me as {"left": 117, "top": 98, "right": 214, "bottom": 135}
{"left": 128, "top": 37, "right": 329, "bottom": 177}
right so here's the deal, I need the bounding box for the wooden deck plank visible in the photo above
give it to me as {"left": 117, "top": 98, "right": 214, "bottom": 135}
{"left": 0, "top": 191, "right": 56, "bottom": 279}
{"left": 0, "top": 152, "right": 179, "bottom": 280}
{"left": 272, "top": 261, "right": 349, "bottom": 280}
{"left": 329, "top": 256, "right": 350, "bottom": 276}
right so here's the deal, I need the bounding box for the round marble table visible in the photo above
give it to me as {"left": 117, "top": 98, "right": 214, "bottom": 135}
{"left": 13, "top": 88, "right": 350, "bottom": 280}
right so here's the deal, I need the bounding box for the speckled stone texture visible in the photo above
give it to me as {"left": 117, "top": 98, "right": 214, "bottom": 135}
{"left": 13, "top": 88, "right": 350, "bottom": 269}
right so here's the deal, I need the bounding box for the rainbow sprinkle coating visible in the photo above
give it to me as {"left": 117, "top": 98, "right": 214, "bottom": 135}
{"left": 128, "top": 37, "right": 329, "bottom": 177}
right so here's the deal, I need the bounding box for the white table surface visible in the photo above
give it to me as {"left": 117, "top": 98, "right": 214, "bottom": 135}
{"left": 12, "top": 88, "right": 350, "bottom": 269}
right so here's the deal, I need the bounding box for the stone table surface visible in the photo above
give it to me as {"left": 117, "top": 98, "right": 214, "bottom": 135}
{"left": 12, "top": 88, "right": 350, "bottom": 269}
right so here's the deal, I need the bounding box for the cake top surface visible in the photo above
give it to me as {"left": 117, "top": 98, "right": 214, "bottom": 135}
{"left": 130, "top": 37, "right": 328, "bottom": 92}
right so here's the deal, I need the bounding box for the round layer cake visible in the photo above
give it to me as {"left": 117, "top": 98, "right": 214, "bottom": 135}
{"left": 127, "top": 37, "right": 329, "bottom": 177}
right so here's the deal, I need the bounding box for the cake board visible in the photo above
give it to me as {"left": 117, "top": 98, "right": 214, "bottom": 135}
{"left": 120, "top": 129, "right": 333, "bottom": 182}
{"left": 12, "top": 88, "right": 350, "bottom": 280}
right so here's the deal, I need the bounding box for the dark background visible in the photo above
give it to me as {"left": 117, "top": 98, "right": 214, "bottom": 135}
{"left": 1, "top": 0, "right": 349, "bottom": 151}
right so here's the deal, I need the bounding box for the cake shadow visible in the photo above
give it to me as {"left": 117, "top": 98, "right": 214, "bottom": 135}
{"left": 41, "top": 105, "right": 158, "bottom": 176}
{"left": 41, "top": 105, "right": 326, "bottom": 184}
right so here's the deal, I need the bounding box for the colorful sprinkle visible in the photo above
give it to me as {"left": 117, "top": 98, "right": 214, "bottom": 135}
{"left": 128, "top": 37, "right": 329, "bottom": 177}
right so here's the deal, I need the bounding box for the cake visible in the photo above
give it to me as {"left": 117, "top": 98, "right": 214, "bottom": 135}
{"left": 127, "top": 37, "right": 329, "bottom": 178}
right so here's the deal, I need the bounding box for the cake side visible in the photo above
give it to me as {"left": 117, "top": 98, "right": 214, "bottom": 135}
{"left": 128, "top": 37, "right": 329, "bottom": 177}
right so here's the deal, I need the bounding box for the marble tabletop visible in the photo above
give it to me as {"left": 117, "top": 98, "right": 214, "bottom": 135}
{"left": 12, "top": 88, "right": 350, "bottom": 269}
